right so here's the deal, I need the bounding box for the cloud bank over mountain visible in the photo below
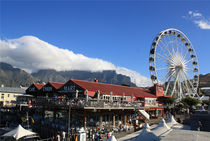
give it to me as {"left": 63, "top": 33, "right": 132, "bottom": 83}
{"left": 0, "top": 36, "right": 152, "bottom": 87}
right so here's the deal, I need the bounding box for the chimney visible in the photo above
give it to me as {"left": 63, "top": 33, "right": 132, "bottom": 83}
{"left": 94, "top": 78, "right": 98, "bottom": 83}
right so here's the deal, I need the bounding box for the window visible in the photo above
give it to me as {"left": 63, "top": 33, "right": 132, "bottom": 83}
{"left": 8, "top": 94, "right": 10, "bottom": 97}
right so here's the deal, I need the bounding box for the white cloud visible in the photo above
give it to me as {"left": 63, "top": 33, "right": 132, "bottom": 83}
{"left": 194, "top": 20, "right": 210, "bottom": 29}
{"left": 0, "top": 36, "right": 152, "bottom": 87}
{"left": 188, "top": 11, "right": 202, "bottom": 17}
{"left": 185, "top": 11, "right": 210, "bottom": 29}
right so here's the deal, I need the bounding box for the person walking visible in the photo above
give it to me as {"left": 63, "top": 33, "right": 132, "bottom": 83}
{"left": 56, "top": 133, "right": 61, "bottom": 141}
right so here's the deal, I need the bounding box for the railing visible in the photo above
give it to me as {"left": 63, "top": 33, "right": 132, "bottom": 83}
{"left": 34, "top": 97, "right": 145, "bottom": 109}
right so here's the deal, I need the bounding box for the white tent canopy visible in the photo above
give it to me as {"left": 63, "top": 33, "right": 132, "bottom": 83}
{"left": 144, "top": 123, "right": 151, "bottom": 129}
{"left": 138, "top": 110, "right": 150, "bottom": 120}
{"left": 166, "top": 115, "right": 178, "bottom": 127}
{"left": 107, "top": 135, "right": 117, "bottom": 141}
{"left": 3, "top": 124, "right": 37, "bottom": 140}
{"left": 134, "top": 126, "right": 159, "bottom": 141}
{"left": 152, "top": 118, "right": 171, "bottom": 136}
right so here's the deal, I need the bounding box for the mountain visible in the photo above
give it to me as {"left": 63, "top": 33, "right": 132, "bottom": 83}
{"left": 0, "top": 62, "right": 35, "bottom": 87}
{"left": 0, "top": 62, "right": 136, "bottom": 87}
{"left": 199, "top": 73, "right": 210, "bottom": 87}
{"left": 31, "top": 70, "right": 137, "bottom": 87}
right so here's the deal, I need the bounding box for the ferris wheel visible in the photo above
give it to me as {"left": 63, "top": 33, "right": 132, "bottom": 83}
{"left": 149, "top": 28, "right": 199, "bottom": 100}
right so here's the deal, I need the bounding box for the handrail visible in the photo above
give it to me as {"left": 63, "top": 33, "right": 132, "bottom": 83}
{"left": 34, "top": 97, "right": 146, "bottom": 108}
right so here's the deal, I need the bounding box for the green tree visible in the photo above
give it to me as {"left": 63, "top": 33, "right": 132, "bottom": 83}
{"left": 162, "top": 97, "right": 175, "bottom": 105}
{"left": 181, "top": 97, "right": 200, "bottom": 108}
{"left": 202, "top": 100, "right": 210, "bottom": 106}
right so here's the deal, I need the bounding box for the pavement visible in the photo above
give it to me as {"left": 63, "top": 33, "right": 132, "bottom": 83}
{"left": 161, "top": 129, "right": 210, "bottom": 141}
{"left": 116, "top": 115, "right": 210, "bottom": 141}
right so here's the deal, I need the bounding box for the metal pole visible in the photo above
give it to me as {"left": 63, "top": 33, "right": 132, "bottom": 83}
{"left": 67, "top": 102, "right": 71, "bottom": 141}
{"left": 0, "top": 106, "right": 1, "bottom": 127}
{"left": 27, "top": 110, "right": 29, "bottom": 129}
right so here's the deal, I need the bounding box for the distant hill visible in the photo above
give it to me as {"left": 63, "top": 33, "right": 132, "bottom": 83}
{"left": 1, "top": 62, "right": 209, "bottom": 88}
{"left": 0, "top": 62, "right": 136, "bottom": 87}
{"left": 31, "top": 69, "right": 137, "bottom": 87}
{"left": 0, "top": 62, "right": 35, "bottom": 87}
{"left": 199, "top": 73, "right": 210, "bottom": 87}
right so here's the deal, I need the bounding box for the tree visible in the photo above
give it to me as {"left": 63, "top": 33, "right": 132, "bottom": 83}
{"left": 162, "top": 97, "right": 175, "bottom": 105}
{"left": 181, "top": 97, "right": 200, "bottom": 109}
{"left": 202, "top": 100, "right": 210, "bottom": 106}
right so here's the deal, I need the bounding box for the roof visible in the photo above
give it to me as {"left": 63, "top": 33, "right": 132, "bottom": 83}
{"left": 48, "top": 81, "right": 64, "bottom": 89}
{"left": 0, "top": 87, "right": 25, "bottom": 94}
{"left": 71, "top": 79, "right": 156, "bottom": 98}
{"left": 34, "top": 83, "right": 45, "bottom": 90}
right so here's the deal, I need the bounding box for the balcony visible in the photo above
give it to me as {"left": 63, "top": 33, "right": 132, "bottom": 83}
{"left": 34, "top": 97, "right": 145, "bottom": 110}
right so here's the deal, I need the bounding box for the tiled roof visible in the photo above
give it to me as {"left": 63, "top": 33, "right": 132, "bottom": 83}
{"left": 34, "top": 83, "right": 45, "bottom": 90}
{"left": 0, "top": 87, "right": 25, "bottom": 94}
{"left": 71, "top": 79, "right": 156, "bottom": 98}
{"left": 48, "top": 81, "right": 64, "bottom": 89}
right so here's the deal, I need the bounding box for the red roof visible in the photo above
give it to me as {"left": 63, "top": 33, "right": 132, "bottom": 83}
{"left": 71, "top": 79, "right": 156, "bottom": 98}
{"left": 48, "top": 81, "right": 64, "bottom": 89}
{"left": 34, "top": 83, "right": 45, "bottom": 90}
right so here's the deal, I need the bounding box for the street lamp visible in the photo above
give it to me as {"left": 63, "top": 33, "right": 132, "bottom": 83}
{"left": 67, "top": 100, "right": 72, "bottom": 141}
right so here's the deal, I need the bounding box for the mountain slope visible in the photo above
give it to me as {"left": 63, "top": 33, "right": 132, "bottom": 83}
{"left": 0, "top": 62, "right": 35, "bottom": 87}
{"left": 0, "top": 62, "right": 136, "bottom": 87}
{"left": 31, "top": 70, "right": 137, "bottom": 87}
{"left": 199, "top": 73, "right": 210, "bottom": 87}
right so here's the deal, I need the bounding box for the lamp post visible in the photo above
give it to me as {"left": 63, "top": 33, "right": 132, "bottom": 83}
{"left": 67, "top": 100, "right": 71, "bottom": 141}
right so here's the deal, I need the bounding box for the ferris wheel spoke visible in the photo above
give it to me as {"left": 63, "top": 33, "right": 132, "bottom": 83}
{"left": 184, "top": 58, "right": 193, "bottom": 64}
{"left": 159, "top": 40, "right": 173, "bottom": 56}
{"left": 156, "top": 68, "right": 169, "bottom": 71}
{"left": 182, "top": 73, "right": 191, "bottom": 94}
{"left": 183, "top": 72, "right": 195, "bottom": 93}
{"left": 178, "top": 81, "right": 182, "bottom": 99}
{"left": 171, "top": 73, "right": 179, "bottom": 96}
{"left": 185, "top": 67, "right": 194, "bottom": 71}
{"left": 156, "top": 53, "right": 169, "bottom": 63}
{"left": 157, "top": 45, "right": 170, "bottom": 58}
{"left": 164, "top": 72, "right": 174, "bottom": 95}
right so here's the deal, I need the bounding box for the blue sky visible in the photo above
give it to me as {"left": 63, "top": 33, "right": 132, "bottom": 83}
{"left": 1, "top": 0, "right": 210, "bottom": 79}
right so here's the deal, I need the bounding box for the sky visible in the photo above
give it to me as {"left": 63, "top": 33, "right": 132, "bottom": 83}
{"left": 0, "top": 0, "right": 210, "bottom": 87}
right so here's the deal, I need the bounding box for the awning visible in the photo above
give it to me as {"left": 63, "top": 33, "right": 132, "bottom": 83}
{"left": 138, "top": 110, "right": 150, "bottom": 120}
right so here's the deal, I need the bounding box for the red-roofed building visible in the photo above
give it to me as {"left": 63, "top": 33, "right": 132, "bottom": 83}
{"left": 58, "top": 79, "right": 158, "bottom": 99}
{"left": 28, "top": 79, "right": 166, "bottom": 132}
{"left": 40, "top": 81, "right": 64, "bottom": 96}
{"left": 26, "top": 83, "right": 45, "bottom": 96}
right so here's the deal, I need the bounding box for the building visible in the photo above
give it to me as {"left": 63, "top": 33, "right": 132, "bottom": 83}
{"left": 0, "top": 86, "right": 25, "bottom": 107}
{"left": 26, "top": 79, "right": 167, "bottom": 138}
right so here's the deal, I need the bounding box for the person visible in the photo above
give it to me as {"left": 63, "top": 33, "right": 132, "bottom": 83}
{"left": 187, "top": 108, "right": 190, "bottom": 115}
{"left": 62, "top": 131, "right": 65, "bottom": 141}
{"left": 107, "top": 132, "right": 110, "bottom": 140}
{"left": 200, "top": 103, "right": 205, "bottom": 111}
{"left": 99, "top": 132, "right": 102, "bottom": 141}
{"left": 56, "top": 133, "right": 61, "bottom": 141}
{"left": 198, "top": 121, "right": 202, "bottom": 131}
{"left": 94, "top": 133, "right": 98, "bottom": 141}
